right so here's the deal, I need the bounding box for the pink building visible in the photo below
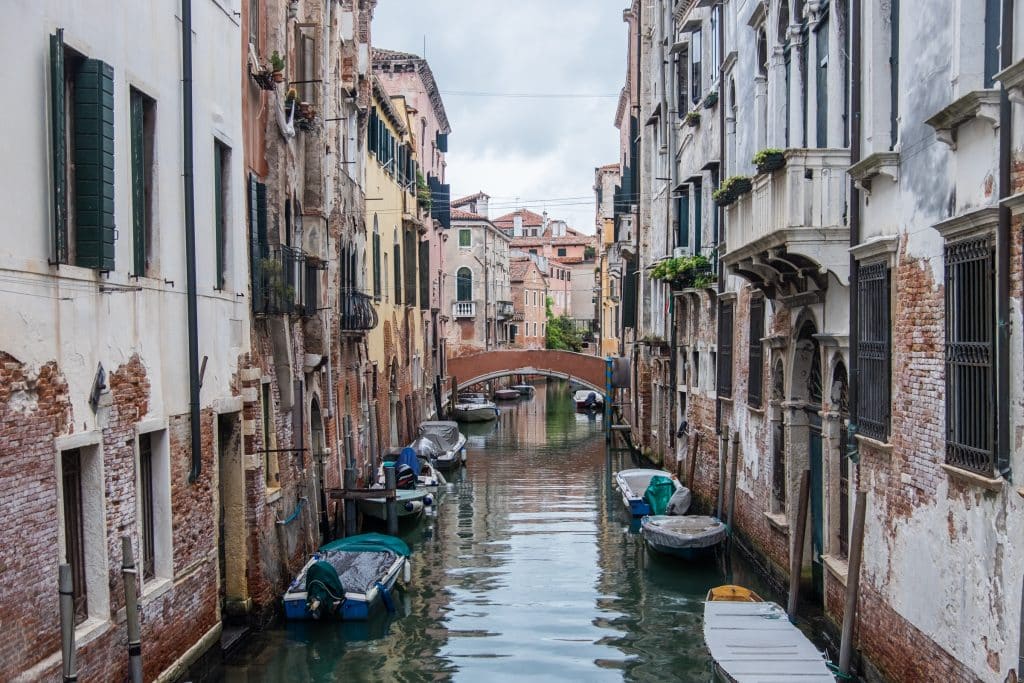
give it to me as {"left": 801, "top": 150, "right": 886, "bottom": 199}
{"left": 510, "top": 257, "right": 546, "bottom": 348}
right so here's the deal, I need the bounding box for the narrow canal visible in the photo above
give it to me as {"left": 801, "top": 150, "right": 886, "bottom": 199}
{"left": 207, "top": 380, "right": 774, "bottom": 682}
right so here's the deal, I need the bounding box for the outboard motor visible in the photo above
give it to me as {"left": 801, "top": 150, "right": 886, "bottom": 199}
{"left": 396, "top": 463, "right": 417, "bottom": 490}
{"left": 584, "top": 392, "right": 598, "bottom": 409}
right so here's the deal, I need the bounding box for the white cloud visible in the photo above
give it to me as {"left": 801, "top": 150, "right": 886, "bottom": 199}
{"left": 372, "top": 0, "right": 625, "bottom": 234}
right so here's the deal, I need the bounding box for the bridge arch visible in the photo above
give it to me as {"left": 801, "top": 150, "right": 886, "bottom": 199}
{"left": 445, "top": 350, "right": 607, "bottom": 400}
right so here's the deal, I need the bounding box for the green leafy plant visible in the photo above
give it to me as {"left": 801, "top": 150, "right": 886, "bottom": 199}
{"left": 650, "top": 254, "right": 715, "bottom": 288}
{"left": 584, "top": 245, "right": 596, "bottom": 260}
{"left": 702, "top": 90, "right": 719, "bottom": 109}
{"left": 684, "top": 110, "right": 701, "bottom": 127}
{"left": 416, "top": 171, "right": 432, "bottom": 212}
{"left": 270, "top": 50, "right": 286, "bottom": 72}
{"left": 712, "top": 175, "right": 753, "bottom": 206}
{"left": 544, "top": 296, "right": 583, "bottom": 351}
{"left": 752, "top": 148, "right": 785, "bottom": 174}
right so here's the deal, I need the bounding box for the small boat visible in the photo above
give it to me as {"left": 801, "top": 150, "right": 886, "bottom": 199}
{"left": 511, "top": 384, "right": 535, "bottom": 395}
{"left": 704, "top": 585, "right": 835, "bottom": 682}
{"left": 614, "top": 468, "right": 686, "bottom": 517}
{"left": 283, "top": 533, "right": 411, "bottom": 621}
{"left": 641, "top": 515, "right": 728, "bottom": 559}
{"left": 378, "top": 445, "right": 446, "bottom": 490}
{"left": 573, "top": 389, "right": 604, "bottom": 409}
{"left": 357, "top": 488, "right": 431, "bottom": 523}
{"left": 418, "top": 421, "right": 468, "bottom": 471}
{"left": 452, "top": 393, "right": 499, "bottom": 423}
{"left": 493, "top": 388, "right": 520, "bottom": 401}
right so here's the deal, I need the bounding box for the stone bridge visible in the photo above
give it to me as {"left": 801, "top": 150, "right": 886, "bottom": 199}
{"left": 445, "top": 349, "right": 607, "bottom": 399}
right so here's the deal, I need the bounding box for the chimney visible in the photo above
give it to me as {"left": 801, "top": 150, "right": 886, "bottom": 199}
{"left": 513, "top": 213, "right": 523, "bottom": 237}
{"left": 542, "top": 211, "right": 549, "bottom": 234}
{"left": 478, "top": 194, "right": 489, "bottom": 218}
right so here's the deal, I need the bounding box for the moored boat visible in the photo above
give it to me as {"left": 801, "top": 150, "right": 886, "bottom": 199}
{"left": 493, "top": 388, "right": 520, "bottom": 401}
{"left": 356, "top": 488, "right": 431, "bottom": 523}
{"left": 283, "top": 533, "right": 411, "bottom": 621}
{"left": 703, "top": 585, "right": 835, "bottom": 682}
{"left": 511, "top": 384, "right": 535, "bottom": 395}
{"left": 640, "top": 515, "right": 727, "bottom": 559}
{"left": 573, "top": 389, "right": 604, "bottom": 409}
{"left": 614, "top": 468, "right": 686, "bottom": 516}
{"left": 377, "top": 445, "right": 446, "bottom": 490}
{"left": 452, "top": 393, "right": 499, "bottom": 422}
{"left": 418, "top": 421, "right": 468, "bottom": 471}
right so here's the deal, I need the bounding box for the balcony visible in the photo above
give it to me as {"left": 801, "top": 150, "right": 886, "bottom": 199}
{"left": 452, "top": 301, "right": 476, "bottom": 318}
{"left": 340, "top": 290, "right": 378, "bottom": 333}
{"left": 253, "top": 245, "right": 317, "bottom": 316}
{"left": 723, "top": 148, "right": 850, "bottom": 299}
{"left": 496, "top": 300, "right": 514, "bottom": 318}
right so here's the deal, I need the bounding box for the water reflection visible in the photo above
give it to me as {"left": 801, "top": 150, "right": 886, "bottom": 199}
{"left": 210, "top": 379, "right": 773, "bottom": 682}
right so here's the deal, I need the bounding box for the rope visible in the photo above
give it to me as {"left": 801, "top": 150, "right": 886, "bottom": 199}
{"left": 277, "top": 498, "right": 306, "bottom": 525}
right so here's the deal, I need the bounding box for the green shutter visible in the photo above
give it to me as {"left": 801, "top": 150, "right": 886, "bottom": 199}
{"left": 372, "top": 232, "right": 381, "bottom": 297}
{"left": 250, "top": 176, "right": 268, "bottom": 312}
{"left": 693, "top": 183, "right": 702, "bottom": 256}
{"left": 130, "top": 90, "right": 145, "bottom": 276}
{"left": 74, "top": 59, "right": 115, "bottom": 271}
{"left": 50, "top": 31, "right": 68, "bottom": 264}
{"left": 214, "top": 144, "right": 225, "bottom": 289}
{"left": 404, "top": 229, "right": 416, "bottom": 307}
{"left": 393, "top": 243, "right": 402, "bottom": 304}
{"left": 418, "top": 238, "right": 429, "bottom": 311}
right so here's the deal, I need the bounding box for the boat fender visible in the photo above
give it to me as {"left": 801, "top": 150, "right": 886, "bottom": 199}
{"left": 403, "top": 558, "right": 412, "bottom": 585}
{"left": 424, "top": 494, "right": 434, "bottom": 507}
{"left": 375, "top": 581, "right": 396, "bottom": 614}
{"left": 404, "top": 501, "right": 415, "bottom": 512}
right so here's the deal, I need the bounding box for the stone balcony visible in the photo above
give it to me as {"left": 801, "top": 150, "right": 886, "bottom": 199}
{"left": 453, "top": 301, "right": 476, "bottom": 318}
{"left": 723, "top": 148, "right": 850, "bottom": 299}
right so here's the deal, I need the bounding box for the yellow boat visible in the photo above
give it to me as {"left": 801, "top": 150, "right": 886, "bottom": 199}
{"left": 706, "top": 584, "right": 762, "bottom": 602}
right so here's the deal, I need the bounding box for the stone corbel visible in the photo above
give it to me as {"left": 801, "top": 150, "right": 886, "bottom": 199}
{"left": 924, "top": 90, "right": 1001, "bottom": 150}
{"left": 995, "top": 59, "right": 1024, "bottom": 106}
{"left": 847, "top": 151, "right": 900, "bottom": 195}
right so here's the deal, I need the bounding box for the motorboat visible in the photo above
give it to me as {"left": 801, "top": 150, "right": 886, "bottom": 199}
{"left": 377, "top": 445, "right": 446, "bottom": 489}
{"left": 511, "top": 384, "right": 535, "bottom": 396}
{"left": 451, "top": 393, "right": 499, "bottom": 423}
{"left": 573, "top": 389, "right": 604, "bottom": 409}
{"left": 614, "top": 468, "right": 687, "bottom": 517}
{"left": 283, "top": 533, "right": 411, "bottom": 621}
{"left": 418, "top": 421, "right": 468, "bottom": 471}
{"left": 703, "top": 585, "right": 835, "bottom": 682}
{"left": 493, "top": 388, "right": 521, "bottom": 401}
{"left": 356, "top": 488, "right": 431, "bottom": 524}
{"left": 641, "top": 515, "right": 728, "bottom": 560}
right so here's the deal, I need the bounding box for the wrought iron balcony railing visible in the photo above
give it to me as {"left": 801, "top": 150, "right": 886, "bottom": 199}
{"left": 252, "top": 244, "right": 307, "bottom": 316}
{"left": 341, "top": 289, "right": 378, "bottom": 332}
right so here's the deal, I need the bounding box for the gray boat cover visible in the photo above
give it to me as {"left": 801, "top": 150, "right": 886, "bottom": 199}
{"left": 297, "top": 550, "right": 397, "bottom": 595}
{"left": 641, "top": 515, "right": 728, "bottom": 550}
{"left": 408, "top": 436, "right": 443, "bottom": 459}
{"left": 419, "top": 421, "right": 462, "bottom": 451}
{"left": 666, "top": 488, "right": 692, "bottom": 515}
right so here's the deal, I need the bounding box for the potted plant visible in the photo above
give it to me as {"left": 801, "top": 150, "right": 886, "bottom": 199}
{"left": 651, "top": 254, "right": 715, "bottom": 290}
{"left": 283, "top": 87, "right": 299, "bottom": 113}
{"left": 270, "top": 50, "right": 286, "bottom": 82}
{"left": 295, "top": 103, "right": 318, "bottom": 131}
{"left": 752, "top": 148, "right": 785, "bottom": 174}
{"left": 713, "top": 175, "right": 753, "bottom": 207}
{"left": 702, "top": 90, "right": 719, "bottom": 109}
{"left": 684, "top": 110, "right": 701, "bottom": 127}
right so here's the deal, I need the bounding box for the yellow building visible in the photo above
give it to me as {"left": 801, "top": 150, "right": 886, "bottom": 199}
{"left": 365, "top": 79, "right": 430, "bottom": 450}
{"left": 595, "top": 164, "right": 621, "bottom": 356}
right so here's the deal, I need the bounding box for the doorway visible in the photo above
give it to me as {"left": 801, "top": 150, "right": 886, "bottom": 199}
{"left": 217, "top": 412, "right": 248, "bottom": 618}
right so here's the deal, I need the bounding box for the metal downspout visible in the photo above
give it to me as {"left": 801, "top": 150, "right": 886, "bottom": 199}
{"left": 847, "top": 0, "right": 862, "bottom": 467}
{"left": 714, "top": 0, "right": 725, "bottom": 437}
{"left": 182, "top": 0, "right": 202, "bottom": 483}
{"left": 996, "top": 0, "right": 1013, "bottom": 481}
{"left": 663, "top": 0, "right": 677, "bottom": 454}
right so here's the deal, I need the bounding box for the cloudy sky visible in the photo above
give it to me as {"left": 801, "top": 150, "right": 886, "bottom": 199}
{"left": 372, "top": 0, "right": 626, "bottom": 235}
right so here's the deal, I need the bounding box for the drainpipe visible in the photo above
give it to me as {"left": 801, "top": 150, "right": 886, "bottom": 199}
{"left": 715, "top": 0, "right": 726, "bottom": 437}
{"left": 663, "top": 0, "right": 677, "bottom": 453}
{"left": 996, "top": 0, "right": 1013, "bottom": 481}
{"left": 182, "top": 0, "right": 202, "bottom": 483}
{"left": 847, "top": 0, "right": 862, "bottom": 466}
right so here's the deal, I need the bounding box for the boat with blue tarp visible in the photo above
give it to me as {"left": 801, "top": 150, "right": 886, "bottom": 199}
{"left": 283, "top": 533, "right": 411, "bottom": 621}
{"left": 614, "top": 468, "right": 688, "bottom": 517}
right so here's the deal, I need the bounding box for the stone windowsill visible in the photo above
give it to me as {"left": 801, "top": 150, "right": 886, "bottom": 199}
{"left": 924, "top": 89, "right": 1000, "bottom": 150}
{"left": 114, "top": 578, "right": 173, "bottom": 625}
{"left": 822, "top": 553, "right": 849, "bottom": 586}
{"left": 847, "top": 151, "right": 900, "bottom": 193}
{"left": 266, "top": 487, "right": 283, "bottom": 503}
{"left": 718, "top": 395, "right": 734, "bottom": 405}
{"left": 940, "top": 464, "right": 1004, "bottom": 492}
{"left": 934, "top": 206, "right": 999, "bottom": 242}
{"left": 747, "top": 402, "right": 765, "bottom": 416}
{"left": 855, "top": 433, "right": 893, "bottom": 456}
{"left": 995, "top": 58, "right": 1024, "bottom": 105}
{"left": 76, "top": 617, "right": 111, "bottom": 647}
{"left": 764, "top": 511, "right": 788, "bottom": 532}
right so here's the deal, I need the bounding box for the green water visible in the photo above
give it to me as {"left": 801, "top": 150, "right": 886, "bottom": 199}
{"left": 209, "top": 380, "right": 772, "bottom": 682}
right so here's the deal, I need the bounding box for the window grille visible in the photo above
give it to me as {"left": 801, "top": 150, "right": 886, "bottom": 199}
{"left": 944, "top": 237, "right": 995, "bottom": 475}
{"left": 748, "top": 296, "right": 764, "bottom": 407}
{"left": 857, "top": 261, "right": 890, "bottom": 441}
{"left": 139, "top": 434, "right": 155, "bottom": 580}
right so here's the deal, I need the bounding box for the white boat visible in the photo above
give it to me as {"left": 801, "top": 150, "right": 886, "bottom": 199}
{"left": 641, "top": 515, "right": 727, "bottom": 559}
{"left": 418, "top": 421, "right": 468, "bottom": 471}
{"left": 511, "top": 384, "right": 535, "bottom": 395}
{"left": 493, "top": 388, "right": 520, "bottom": 401}
{"left": 452, "top": 393, "right": 499, "bottom": 423}
{"left": 703, "top": 585, "right": 835, "bottom": 682}
{"left": 614, "top": 468, "right": 685, "bottom": 516}
{"left": 283, "top": 533, "right": 410, "bottom": 621}
{"left": 356, "top": 488, "right": 430, "bottom": 523}
{"left": 377, "top": 445, "right": 446, "bottom": 489}
{"left": 573, "top": 389, "right": 604, "bottom": 409}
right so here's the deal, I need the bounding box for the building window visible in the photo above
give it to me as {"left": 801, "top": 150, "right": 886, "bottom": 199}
{"left": 129, "top": 88, "right": 156, "bottom": 277}
{"left": 889, "top": 0, "right": 900, "bottom": 149}
{"left": 58, "top": 443, "right": 107, "bottom": 627}
{"left": 984, "top": 0, "right": 1001, "bottom": 87}
{"left": 771, "top": 361, "right": 786, "bottom": 510}
{"left": 50, "top": 31, "right": 115, "bottom": 270}
{"left": 393, "top": 236, "right": 402, "bottom": 305}
{"left": 372, "top": 216, "right": 381, "bottom": 298}
{"left": 691, "top": 29, "right": 702, "bottom": 104}
{"left": 945, "top": 237, "right": 995, "bottom": 475}
{"left": 815, "top": 16, "right": 830, "bottom": 148}
{"left": 459, "top": 229, "right": 471, "bottom": 248}
{"left": 692, "top": 350, "right": 700, "bottom": 390}
{"left": 677, "top": 47, "right": 689, "bottom": 116}
{"left": 717, "top": 301, "right": 734, "bottom": 397}
{"left": 748, "top": 296, "right": 765, "bottom": 407}
{"left": 138, "top": 433, "right": 156, "bottom": 580}
{"left": 456, "top": 267, "right": 472, "bottom": 301}
{"left": 136, "top": 429, "right": 170, "bottom": 584}
{"left": 557, "top": 247, "right": 567, "bottom": 257}
{"left": 857, "top": 261, "right": 891, "bottom": 441}
{"left": 710, "top": 6, "right": 721, "bottom": 81}
{"left": 214, "top": 141, "right": 231, "bottom": 290}
{"left": 248, "top": 0, "right": 258, "bottom": 49}
{"left": 61, "top": 449, "right": 88, "bottom": 624}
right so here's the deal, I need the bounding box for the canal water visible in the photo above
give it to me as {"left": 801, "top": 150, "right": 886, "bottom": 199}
{"left": 207, "top": 380, "right": 773, "bottom": 682}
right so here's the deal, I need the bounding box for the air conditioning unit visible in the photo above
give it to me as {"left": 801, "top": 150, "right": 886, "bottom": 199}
{"left": 673, "top": 246, "right": 693, "bottom": 259}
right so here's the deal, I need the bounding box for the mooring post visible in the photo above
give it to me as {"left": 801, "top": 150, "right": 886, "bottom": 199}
{"left": 787, "top": 469, "right": 811, "bottom": 622}
{"left": 602, "top": 356, "right": 610, "bottom": 440}
{"left": 839, "top": 490, "right": 868, "bottom": 676}
{"left": 121, "top": 537, "right": 143, "bottom": 683}
{"left": 687, "top": 433, "right": 699, "bottom": 490}
{"left": 726, "top": 433, "right": 740, "bottom": 538}
{"left": 343, "top": 415, "right": 357, "bottom": 537}
{"left": 58, "top": 564, "right": 77, "bottom": 682}
{"left": 384, "top": 464, "right": 398, "bottom": 536}
{"left": 716, "top": 426, "right": 728, "bottom": 519}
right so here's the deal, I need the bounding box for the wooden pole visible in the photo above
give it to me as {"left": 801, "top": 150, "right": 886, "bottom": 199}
{"left": 384, "top": 465, "right": 398, "bottom": 535}
{"left": 839, "top": 490, "right": 868, "bottom": 676}
{"left": 726, "top": 432, "right": 740, "bottom": 536}
{"left": 787, "top": 469, "right": 811, "bottom": 622}
{"left": 121, "top": 537, "right": 143, "bottom": 683}
{"left": 716, "top": 426, "right": 728, "bottom": 519}
{"left": 58, "top": 564, "right": 77, "bottom": 682}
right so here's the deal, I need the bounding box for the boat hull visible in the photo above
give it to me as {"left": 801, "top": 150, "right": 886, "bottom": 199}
{"left": 493, "top": 389, "right": 520, "bottom": 401}
{"left": 641, "top": 515, "right": 727, "bottom": 560}
{"left": 357, "top": 489, "right": 429, "bottom": 522}
{"left": 283, "top": 553, "right": 405, "bottom": 621}
{"left": 452, "top": 406, "right": 498, "bottom": 422}
{"left": 511, "top": 385, "right": 534, "bottom": 395}
{"left": 614, "top": 468, "right": 684, "bottom": 517}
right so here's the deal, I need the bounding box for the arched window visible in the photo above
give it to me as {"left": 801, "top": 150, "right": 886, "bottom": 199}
{"left": 456, "top": 267, "right": 472, "bottom": 301}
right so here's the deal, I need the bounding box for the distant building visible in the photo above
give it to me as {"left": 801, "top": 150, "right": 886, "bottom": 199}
{"left": 510, "top": 257, "right": 547, "bottom": 349}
